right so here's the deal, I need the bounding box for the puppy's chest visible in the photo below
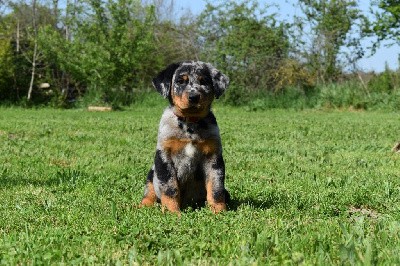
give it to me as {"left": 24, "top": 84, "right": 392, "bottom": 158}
{"left": 163, "top": 137, "right": 217, "bottom": 159}
{"left": 162, "top": 120, "right": 219, "bottom": 159}
{"left": 162, "top": 135, "right": 217, "bottom": 182}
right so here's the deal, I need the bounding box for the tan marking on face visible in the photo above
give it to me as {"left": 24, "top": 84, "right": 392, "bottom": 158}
{"left": 171, "top": 81, "right": 215, "bottom": 118}
{"left": 206, "top": 180, "right": 226, "bottom": 214}
{"left": 161, "top": 194, "right": 180, "bottom": 213}
{"left": 181, "top": 75, "right": 188, "bottom": 81}
{"left": 172, "top": 101, "right": 212, "bottom": 118}
{"left": 140, "top": 182, "right": 157, "bottom": 207}
{"left": 172, "top": 90, "right": 190, "bottom": 115}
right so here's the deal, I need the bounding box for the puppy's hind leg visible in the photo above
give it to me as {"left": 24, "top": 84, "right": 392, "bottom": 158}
{"left": 140, "top": 167, "right": 157, "bottom": 207}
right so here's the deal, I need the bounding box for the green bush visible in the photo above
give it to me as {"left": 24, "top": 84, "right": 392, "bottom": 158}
{"left": 199, "top": 0, "right": 289, "bottom": 94}
{"left": 38, "top": 1, "right": 161, "bottom": 108}
{"left": 242, "top": 79, "right": 400, "bottom": 112}
{"left": 0, "top": 40, "right": 14, "bottom": 102}
{"left": 221, "top": 82, "right": 252, "bottom": 106}
{"left": 245, "top": 86, "right": 318, "bottom": 111}
{"left": 368, "top": 66, "right": 399, "bottom": 93}
{"left": 316, "top": 82, "right": 368, "bottom": 109}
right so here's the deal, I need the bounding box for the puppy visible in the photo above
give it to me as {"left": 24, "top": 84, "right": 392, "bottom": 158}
{"left": 140, "top": 61, "right": 230, "bottom": 213}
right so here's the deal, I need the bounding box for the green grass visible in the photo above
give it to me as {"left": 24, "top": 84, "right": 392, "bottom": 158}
{"left": 1, "top": 104, "right": 400, "bottom": 265}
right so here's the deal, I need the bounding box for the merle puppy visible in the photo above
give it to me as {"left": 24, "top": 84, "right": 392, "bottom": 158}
{"left": 140, "top": 61, "right": 230, "bottom": 214}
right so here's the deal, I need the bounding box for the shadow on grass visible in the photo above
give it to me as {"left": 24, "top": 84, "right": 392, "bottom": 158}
{"left": 0, "top": 175, "right": 61, "bottom": 187}
{"left": 178, "top": 196, "right": 273, "bottom": 212}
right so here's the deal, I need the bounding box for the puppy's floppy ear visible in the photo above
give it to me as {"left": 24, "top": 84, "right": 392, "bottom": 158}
{"left": 206, "top": 63, "right": 229, "bottom": 99}
{"left": 152, "top": 62, "right": 181, "bottom": 98}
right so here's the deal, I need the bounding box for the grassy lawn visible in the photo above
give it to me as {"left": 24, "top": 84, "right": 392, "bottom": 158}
{"left": 0, "top": 104, "right": 399, "bottom": 264}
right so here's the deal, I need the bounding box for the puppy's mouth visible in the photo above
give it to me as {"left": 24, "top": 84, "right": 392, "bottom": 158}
{"left": 178, "top": 105, "right": 205, "bottom": 115}
{"left": 186, "top": 103, "right": 203, "bottom": 111}
{"left": 174, "top": 103, "right": 210, "bottom": 118}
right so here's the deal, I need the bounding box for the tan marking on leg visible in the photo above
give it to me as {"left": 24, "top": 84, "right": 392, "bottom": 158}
{"left": 139, "top": 182, "right": 157, "bottom": 207}
{"left": 161, "top": 194, "right": 180, "bottom": 213}
{"left": 211, "top": 202, "right": 226, "bottom": 213}
{"left": 206, "top": 180, "right": 226, "bottom": 214}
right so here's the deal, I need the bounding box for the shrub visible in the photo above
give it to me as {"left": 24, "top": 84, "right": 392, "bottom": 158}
{"left": 0, "top": 39, "right": 14, "bottom": 102}
{"left": 316, "top": 82, "right": 369, "bottom": 109}
{"left": 368, "top": 65, "right": 399, "bottom": 93}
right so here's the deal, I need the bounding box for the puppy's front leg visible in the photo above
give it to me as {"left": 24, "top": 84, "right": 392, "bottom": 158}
{"left": 154, "top": 150, "right": 180, "bottom": 213}
{"left": 140, "top": 167, "right": 157, "bottom": 207}
{"left": 205, "top": 154, "right": 227, "bottom": 213}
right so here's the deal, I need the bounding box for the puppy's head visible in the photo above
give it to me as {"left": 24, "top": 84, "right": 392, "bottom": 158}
{"left": 152, "top": 61, "right": 229, "bottom": 118}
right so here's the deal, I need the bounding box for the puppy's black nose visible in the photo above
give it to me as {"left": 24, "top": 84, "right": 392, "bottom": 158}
{"left": 188, "top": 92, "right": 200, "bottom": 104}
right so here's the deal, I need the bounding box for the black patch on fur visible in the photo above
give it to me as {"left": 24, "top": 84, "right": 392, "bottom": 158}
{"left": 186, "top": 125, "right": 195, "bottom": 134}
{"left": 152, "top": 62, "right": 181, "bottom": 99}
{"left": 178, "top": 120, "right": 184, "bottom": 129}
{"left": 165, "top": 187, "right": 178, "bottom": 197}
{"left": 212, "top": 155, "right": 227, "bottom": 203}
{"left": 212, "top": 71, "right": 224, "bottom": 98}
{"left": 146, "top": 168, "right": 154, "bottom": 183}
{"left": 213, "top": 189, "right": 226, "bottom": 202}
{"left": 206, "top": 64, "right": 229, "bottom": 99}
{"left": 212, "top": 154, "right": 225, "bottom": 172}
{"left": 212, "top": 189, "right": 230, "bottom": 204}
{"left": 207, "top": 112, "right": 217, "bottom": 125}
{"left": 154, "top": 149, "right": 171, "bottom": 183}
{"left": 198, "top": 119, "right": 208, "bottom": 130}
{"left": 195, "top": 67, "right": 213, "bottom": 86}
{"left": 194, "top": 166, "right": 205, "bottom": 181}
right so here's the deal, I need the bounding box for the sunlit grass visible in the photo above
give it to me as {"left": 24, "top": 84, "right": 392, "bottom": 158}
{"left": 0, "top": 106, "right": 399, "bottom": 264}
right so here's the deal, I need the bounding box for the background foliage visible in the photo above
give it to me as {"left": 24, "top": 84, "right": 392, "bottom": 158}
{"left": 0, "top": 0, "right": 399, "bottom": 109}
{"left": 199, "top": 0, "right": 289, "bottom": 104}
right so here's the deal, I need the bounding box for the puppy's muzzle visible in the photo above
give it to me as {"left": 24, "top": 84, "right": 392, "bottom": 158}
{"left": 188, "top": 91, "right": 201, "bottom": 104}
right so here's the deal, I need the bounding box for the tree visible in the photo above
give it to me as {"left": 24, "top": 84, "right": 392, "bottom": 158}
{"left": 27, "top": 0, "right": 38, "bottom": 101}
{"left": 153, "top": 11, "right": 202, "bottom": 64}
{"left": 39, "top": 0, "right": 160, "bottom": 106}
{"left": 370, "top": 0, "right": 400, "bottom": 51}
{"left": 0, "top": 1, "right": 55, "bottom": 103}
{"left": 294, "top": 0, "right": 367, "bottom": 82}
{"left": 199, "top": 0, "right": 289, "bottom": 99}
{"left": 0, "top": 20, "right": 15, "bottom": 101}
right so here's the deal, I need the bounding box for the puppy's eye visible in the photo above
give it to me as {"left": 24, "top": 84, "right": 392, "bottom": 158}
{"left": 177, "top": 75, "right": 188, "bottom": 85}
{"left": 198, "top": 76, "right": 208, "bottom": 86}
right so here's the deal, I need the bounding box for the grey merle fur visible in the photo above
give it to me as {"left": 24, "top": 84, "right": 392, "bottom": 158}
{"left": 140, "top": 61, "right": 230, "bottom": 213}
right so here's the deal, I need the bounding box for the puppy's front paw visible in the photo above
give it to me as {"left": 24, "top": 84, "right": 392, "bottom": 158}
{"left": 209, "top": 202, "right": 226, "bottom": 214}
{"left": 161, "top": 194, "right": 180, "bottom": 214}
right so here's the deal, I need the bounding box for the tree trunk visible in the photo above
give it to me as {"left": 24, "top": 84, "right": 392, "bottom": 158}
{"left": 16, "top": 19, "right": 20, "bottom": 53}
{"left": 27, "top": 41, "right": 37, "bottom": 101}
{"left": 27, "top": 0, "right": 37, "bottom": 101}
